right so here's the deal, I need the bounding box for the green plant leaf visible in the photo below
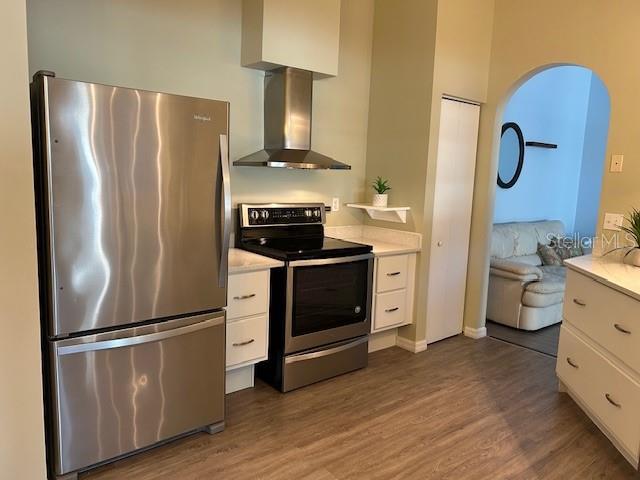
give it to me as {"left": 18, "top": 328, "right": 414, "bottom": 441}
{"left": 372, "top": 176, "right": 391, "bottom": 194}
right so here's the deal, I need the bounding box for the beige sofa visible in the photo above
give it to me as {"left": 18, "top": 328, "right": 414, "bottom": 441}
{"left": 487, "top": 220, "right": 567, "bottom": 331}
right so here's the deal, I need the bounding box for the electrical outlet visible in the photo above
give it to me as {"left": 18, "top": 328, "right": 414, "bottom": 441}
{"left": 610, "top": 154, "right": 624, "bottom": 172}
{"left": 603, "top": 213, "right": 624, "bottom": 231}
{"left": 332, "top": 197, "right": 340, "bottom": 212}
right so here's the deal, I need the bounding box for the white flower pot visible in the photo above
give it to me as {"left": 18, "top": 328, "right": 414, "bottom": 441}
{"left": 623, "top": 248, "right": 640, "bottom": 267}
{"left": 372, "top": 194, "right": 388, "bottom": 207}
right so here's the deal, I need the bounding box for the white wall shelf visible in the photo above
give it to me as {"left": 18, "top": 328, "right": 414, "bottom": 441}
{"left": 346, "top": 204, "right": 410, "bottom": 223}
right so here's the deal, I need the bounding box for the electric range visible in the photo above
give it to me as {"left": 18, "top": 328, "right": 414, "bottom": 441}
{"left": 237, "top": 203, "right": 374, "bottom": 392}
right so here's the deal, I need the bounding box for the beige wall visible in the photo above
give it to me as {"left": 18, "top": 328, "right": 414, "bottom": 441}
{"left": 0, "top": 1, "right": 47, "bottom": 478}
{"left": 465, "top": 0, "right": 640, "bottom": 330}
{"left": 365, "top": 0, "right": 494, "bottom": 342}
{"left": 364, "top": 0, "right": 438, "bottom": 234}
{"left": 26, "top": 0, "right": 374, "bottom": 227}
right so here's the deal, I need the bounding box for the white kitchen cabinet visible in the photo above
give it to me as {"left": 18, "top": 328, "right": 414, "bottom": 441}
{"left": 371, "top": 253, "right": 416, "bottom": 333}
{"left": 426, "top": 98, "right": 480, "bottom": 344}
{"left": 226, "top": 269, "right": 270, "bottom": 394}
{"left": 557, "top": 262, "right": 640, "bottom": 468}
{"left": 241, "top": 0, "right": 341, "bottom": 77}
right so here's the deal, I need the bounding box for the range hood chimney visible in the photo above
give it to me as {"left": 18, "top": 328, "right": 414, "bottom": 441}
{"left": 234, "top": 67, "right": 350, "bottom": 170}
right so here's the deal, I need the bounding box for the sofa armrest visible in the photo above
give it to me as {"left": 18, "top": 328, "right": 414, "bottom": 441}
{"left": 490, "top": 258, "right": 543, "bottom": 282}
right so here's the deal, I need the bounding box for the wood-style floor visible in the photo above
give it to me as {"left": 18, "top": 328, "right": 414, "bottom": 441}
{"left": 487, "top": 320, "right": 561, "bottom": 357}
{"left": 85, "top": 336, "right": 637, "bottom": 480}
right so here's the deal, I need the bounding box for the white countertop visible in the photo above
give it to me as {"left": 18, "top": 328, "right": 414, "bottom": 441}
{"left": 325, "top": 225, "right": 421, "bottom": 257}
{"left": 228, "top": 248, "right": 283, "bottom": 274}
{"left": 339, "top": 237, "right": 420, "bottom": 256}
{"left": 565, "top": 254, "right": 640, "bottom": 302}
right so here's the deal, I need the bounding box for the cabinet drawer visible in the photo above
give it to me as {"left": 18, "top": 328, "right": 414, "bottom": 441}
{"left": 376, "top": 255, "right": 408, "bottom": 293}
{"left": 374, "top": 290, "right": 407, "bottom": 331}
{"left": 564, "top": 269, "right": 640, "bottom": 372}
{"left": 557, "top": 325, "right": 640, "bottom": 458}
{"left": 226, "top": 314, "right": 268, "bottom": 369}
{"left": 227, "top": 270, "right": 269, "bottom": 320}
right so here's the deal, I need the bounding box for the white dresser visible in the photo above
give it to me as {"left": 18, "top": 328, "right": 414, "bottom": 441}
{"left": 371, "top": 253, "right": 416, "bottom": 333}
{"left": 226, "top": 248, "right": 283, "bottom": 393}
{"left": 557, "top": 255, "right": 640, "bottom": 468}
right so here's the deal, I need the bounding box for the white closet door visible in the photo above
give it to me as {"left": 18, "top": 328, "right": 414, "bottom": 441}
{"left": 426, "top": 98, "right": 480, "bottom": 344}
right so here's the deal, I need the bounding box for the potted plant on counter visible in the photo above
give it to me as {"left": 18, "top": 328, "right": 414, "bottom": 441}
{"left": 372, "top": 176, "right": 391, "bottom": 207}
{"left": 621, "top": 208, "right": 640, "bottom": 267}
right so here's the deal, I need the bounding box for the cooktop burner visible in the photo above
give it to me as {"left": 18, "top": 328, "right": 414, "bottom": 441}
{"left": 237, "top": 203, "right": 372, "bottom": 261}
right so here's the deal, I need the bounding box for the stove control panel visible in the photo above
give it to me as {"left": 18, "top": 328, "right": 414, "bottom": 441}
{"left": 240, "top": 204, "right": 326, "bottom": 227}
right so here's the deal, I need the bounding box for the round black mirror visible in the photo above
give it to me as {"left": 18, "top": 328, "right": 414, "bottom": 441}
{"left": 497, "top": 122, "right": 525, "bottom": 189}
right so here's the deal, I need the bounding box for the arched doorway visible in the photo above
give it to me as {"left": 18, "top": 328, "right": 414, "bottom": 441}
{"left": 484, "top": 65, "right": 610, "bottom": 355}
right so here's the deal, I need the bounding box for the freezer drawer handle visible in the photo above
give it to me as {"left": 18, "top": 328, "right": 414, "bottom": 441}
{"left": 285, "top": 336, "right": 368, "bottom": 364}
{"left": 386, "top": 272, "right": 401, "bottom": 277}
{"left": 614, "top": 323, "right": 631, "bottom": 334}
{"left": 233, "top": 294, "right": 256, "bottom": 300}
{"left": 57, "top": 316, "right": 224, "bottom": 356}
{"left": 605, "top": 393, "right": 622, "bottom": 408}
{"left": 385, "top": 307, "right": 400, "bottom": 313}
{"left": 232, "top": 339, "right": 255, "bottom": 347}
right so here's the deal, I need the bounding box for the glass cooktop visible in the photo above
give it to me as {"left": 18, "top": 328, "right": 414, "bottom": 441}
{"left": 239, "top": 236, "right": 372, "bottom": 261}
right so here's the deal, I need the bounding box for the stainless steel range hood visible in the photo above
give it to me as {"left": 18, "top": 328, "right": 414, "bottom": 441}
{"left": 234, "top": 67, "right": 350, "bottom": 170}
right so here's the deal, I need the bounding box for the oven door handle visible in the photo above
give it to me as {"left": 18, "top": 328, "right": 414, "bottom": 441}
{"left": 284, "top": 336, "right": 368, "bottom": 364}
{"left": 288, "top": 253, "right": 373, "bottom": 267}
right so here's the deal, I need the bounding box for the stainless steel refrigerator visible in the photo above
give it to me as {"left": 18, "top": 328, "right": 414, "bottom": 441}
{"left": 30, "top": 72, "right": 231, "bottom": 479}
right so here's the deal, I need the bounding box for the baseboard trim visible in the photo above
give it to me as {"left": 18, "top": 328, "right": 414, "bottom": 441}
{"left": 396, "top": 336, "right": 428, "bottom": 353}
{"left": 463, "top": 326, "right": 487, "bottom": 339}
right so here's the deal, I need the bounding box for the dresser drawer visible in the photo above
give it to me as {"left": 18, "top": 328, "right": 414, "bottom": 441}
{"left": 226, "top": 314, "right": 268, "bottom": 369}
{"left": 564, "top": 269, "right": 640, "bottom": 372}
{"left": 227, "top": 270, "right": 269, "bottom": 320}
{"left": 376, "top": 255, "right": 408, "bottom": 293}
{"left": 374, "top": 290, "right": 407, "bottom": 331}
{"left": 557, "top": 325, "right": 640, "bottom": 458}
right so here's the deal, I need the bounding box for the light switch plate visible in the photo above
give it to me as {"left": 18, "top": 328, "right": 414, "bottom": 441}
{"left": 610, "top": 154, "right": 624, "bottom": 172}
{"left": 603, "top": 212, "right": 624, "bottom": 231}
{"left": 332, "top": 197, "right": 340, "bottom": 212}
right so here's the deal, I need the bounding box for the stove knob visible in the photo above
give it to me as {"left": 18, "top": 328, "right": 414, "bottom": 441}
{"left": 260, "top": 210, "right": 270, "bottom": 219}
{"left": 304, "top": 209, "right": 312, "bottom": 217}
{"left": 313, "top": 209, "right": 321, "bottom": 217}
{"left": 249, "top": 210, "right": 259, "bottom": 221}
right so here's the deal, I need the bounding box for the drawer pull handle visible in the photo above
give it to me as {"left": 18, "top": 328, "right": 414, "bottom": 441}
{"left": 566, "top": 357, "right": 579, "bottom": 369}
{"left": 232, "top": 339, "right": 255, "bottom": 347}
{"left": 233, "top": 294, "right": 256, "bottom": 300}
{"left": 572, "top": 298, "right": 586, "bottom": 307}
{"left": 385, "top": 307, "right": 400, "bottom": 313}
{"left": 614, "top": 324, "right": 631, "bottom": 335}
{"left": 605, "top": 393, "right": 622, "bottom": 408}
{"left": 386, "top": 272, "right": 401, "bottom": 277}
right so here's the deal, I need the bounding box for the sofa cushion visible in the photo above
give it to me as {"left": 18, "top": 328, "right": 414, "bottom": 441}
{"left": 491, "top": 220, "right": 565, "bottom": 259}
{"left": 504, "top": 254, "right": 542, "bottom": 266}
{"left": 539, "top": 265, "right": 567, "bottom": 280}
{"left": 538, "top": 243, "right": 562, "bottom": 266}
{"left": 550, "top": 235, "right": 584, "bottom": 260}
{"left": 522, "top": 266, "right": 566, "bottom": 308}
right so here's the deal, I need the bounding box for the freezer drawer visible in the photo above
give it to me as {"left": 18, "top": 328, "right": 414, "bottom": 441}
{"left": 50, "top": 312, "right": 225, "bottom": 476}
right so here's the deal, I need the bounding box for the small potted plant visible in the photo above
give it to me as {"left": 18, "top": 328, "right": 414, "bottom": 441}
{"left": 372, "top": 176, "right": 391, "bottom": 207}
{"left": 621, "top": 208, "right": 640, "bottom": 267}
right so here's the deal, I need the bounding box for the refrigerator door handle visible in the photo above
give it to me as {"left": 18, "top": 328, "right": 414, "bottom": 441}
{"left": 219, "top": 133, "right": 231, "bottom": 288}
{"left": 56, "top": 315, "right": 224, "bottom": 356}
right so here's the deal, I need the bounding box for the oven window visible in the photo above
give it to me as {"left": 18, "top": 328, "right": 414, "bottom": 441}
{"left": 291, "top": 259, "right": 369, "bottom": 337}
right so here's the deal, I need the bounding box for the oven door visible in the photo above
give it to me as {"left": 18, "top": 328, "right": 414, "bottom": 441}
{"left": 285, "top": 254, "right": 373, "bottom": 354}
